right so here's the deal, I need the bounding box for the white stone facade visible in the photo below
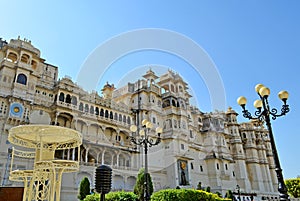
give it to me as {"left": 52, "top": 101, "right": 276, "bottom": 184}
{"left": 0, "top": 38, "right": 280, "bottom": 200}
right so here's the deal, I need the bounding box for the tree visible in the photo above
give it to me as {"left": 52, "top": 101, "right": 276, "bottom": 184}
{"left": 134, "top": 168, "right": 153, "bottom": 200}
{"left": 78, "top": 177, "right": 91, "bottom": 201}
{"left": 285, "top": 178, "right": 300, "bottom": 198}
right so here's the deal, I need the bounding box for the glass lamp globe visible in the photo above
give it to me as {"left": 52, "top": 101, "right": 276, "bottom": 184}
{"left": 237, "top": 96, "right": 247, "bottom": 106}
{"left": 253, "top": 100, "right": 262, "bottom": 109}
{"left": 130, "top": 125, "right": 137, "bottom": 132}
{"left": 259, "top": 87, "right": 270, "bottom": 97}
{"left": 278, "top": 90, "right": 289, "bottom": 100}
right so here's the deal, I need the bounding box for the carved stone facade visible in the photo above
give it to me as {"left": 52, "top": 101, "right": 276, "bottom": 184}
{"left": 0, "top": 38, "right": 280, "bottom": 200}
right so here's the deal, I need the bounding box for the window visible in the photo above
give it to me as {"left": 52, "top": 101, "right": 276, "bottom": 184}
{"left": 95, "top": 107, "right": 99, "bottom": 115}
{"left": 31, "top": 60, "right": 37, "bottom": 69}
{"left": 233, "top": 171, "right": 235, "bottom": 177}
{"left": 200, "top": 165, "right": 203, "bottom": 172}
{"left": 7, "top": 52, "right": 18, "bottom": 62}
{"left": 79, "top": 103, "right": 83, "bottom": 111}
{"left": 90, "top": 106, "right": 94, "bottom": 114}
{"left": 71, "top": 96, "right": 77, "bottom": 105}
{"left": 181, "top": 144, "right": 184, "bottom": 150}
{"left": 216, "top": 163, "right": 219, "bottom": 170}
{"left": 85, "top": 104, "right": 89, "bottom": 113}
{"left": 59, "top": 92, "right": 65, "bottom": 102}
{"left": 16, "top": 74, "right": 27, "bottom": 85}
{"left": 66, "top": 94, "right": 71, "bottom": 104}
{"left": 191, "top": 162, "right": 194, "bottom": 169}
{"left": 127, "top": 116, "right": 131, "bottom": 124}
{"left": 190, "top": 130, "right": 193, "bottom": 138}
{"left": 225, "top": 164, "right": 228, "bottom": 170}
{"left": 21, "top": 53, "right": 30, "bottom": 63}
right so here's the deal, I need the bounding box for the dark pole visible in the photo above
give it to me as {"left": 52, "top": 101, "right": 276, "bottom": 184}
{"left": 100, "top": 193, "right": 105, "bottom": 201}
{"left": 237, "top": 85, "right": 290, "bottom": 201}
{"left": 262, "top": 98, "right": 289, "bottom": 201}
{"left": 144, "top": 138, "right": 149, "bottom": 201}
{"left": 130, "top": 120, "right": 162, "bottom": 201}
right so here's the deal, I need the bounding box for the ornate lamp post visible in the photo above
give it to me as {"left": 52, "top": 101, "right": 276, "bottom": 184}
{"left": 237, "top": 84, "right": 290, "bottom": 201}
{"left": 130, "top": 119, "right": 162, "bottom": 201}
{"left": 236, "top": 184, "right": 241, "bottom": 201}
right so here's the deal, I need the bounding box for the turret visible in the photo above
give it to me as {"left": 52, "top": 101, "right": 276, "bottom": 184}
{"left": 101, "top": 82, "right": 115, "bottom": 99}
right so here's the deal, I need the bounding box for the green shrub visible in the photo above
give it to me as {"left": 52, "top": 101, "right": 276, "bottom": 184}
{"left": 151, "top": 189, "right": 230, "bottom": 201}
{"left": 83, "top": 193, "right": 99, "bottom": 201}
{"left": 78, "top": 177, "right": 91, "bottom": 201}
{"left": 106, "top": 191, "right": 138, "bottom": 201}
{"left": 83, "top": 191, "right": 138, "bottom": 201}
{"left": 285, "top": 178, "right": 300, "bottom": 198}
{"left": 134, "top": 168, "right": 154, "bottom": 200}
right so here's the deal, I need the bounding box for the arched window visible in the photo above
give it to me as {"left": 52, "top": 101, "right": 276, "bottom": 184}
{"left": 162, "top": 100, "right": 170, "bottom": 108}
{"left": 7, "top": 52, "right": 18, "bottom": 63}
{"left": 84, "top": 104, "right": 89, "bottom": 113}
{"left": 16, "top": 74, "right": 27, "bottom": 85}
{"left": 100, "top": 109, "right": 104, "bottom": 117}
{"left": 79, "top": 102, "right": 83, "bottom": 111}
{"left": 58, "top": 92, "right": 65, "bottom": 102}
{"left": 105, "top": 110, "right": 109, "bottom": 118}
{"left": 127, "top": 116, "right": 131, "bottom": 124}
{"left": 119, "top": 114, "right": 122, "bottom": 122}
{"left": 170, "top": 84, "right": 175, "bottom": 92}
{"left": 66, "top": 94, "right": 71, "bottom": 104}
{"left": 123, "top": 115, "right": 126, "bottom": 123}
{"left": 114, "top": 113, "right": 118, "bottom": 120}
{"left": 71, "top": 96, "right": 77, "bottom": 105}
{"left": 31, "top": 60, "right": 37, "bottom": 69}
{"left": 110, "top": 111, "right": 113, "bottom": 119}
{"left": 95, "top": 107, "right": 99, "bottom": 115}
{"left": 172, "top": 99, "right": 176, "bottom": 107}
{"left": 179, "top": 85, "right": 183, "bottom": 92}
{"left": 90, "top": 106, "right": 94, "bottom": 114}
{"left": 21, "top": 53, "right": 30, "bottom": 63}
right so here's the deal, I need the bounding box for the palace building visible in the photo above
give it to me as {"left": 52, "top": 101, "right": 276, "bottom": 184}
{"left": 0, "top": 37, "right": 279, "bottom": 200}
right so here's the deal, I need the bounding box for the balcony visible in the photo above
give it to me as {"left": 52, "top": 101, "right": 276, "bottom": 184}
{"left": 80, "top": 162, "right": 139, "bottom": 172}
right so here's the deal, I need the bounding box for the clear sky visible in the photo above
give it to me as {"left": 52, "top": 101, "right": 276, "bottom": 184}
{"left": 1, "top": 1, "right": 300, "bottom": 178}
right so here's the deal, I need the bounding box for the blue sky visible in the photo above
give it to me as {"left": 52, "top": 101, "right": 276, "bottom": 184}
{"left": 1, "top": 1, "right": 300, "bottom": 178}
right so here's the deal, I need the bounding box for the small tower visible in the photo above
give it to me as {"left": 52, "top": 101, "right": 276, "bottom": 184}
{"left": 142, "top": 68, "right": 159, "bottom": 86}
{"left": 101, "top": 82, "right": 115, "bottom": 99}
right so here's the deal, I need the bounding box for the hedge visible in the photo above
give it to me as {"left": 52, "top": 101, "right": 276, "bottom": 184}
{"left": 83, "top": 189, "right": 231, "bottom": 201}
{"left": 151, "top": 189, "right": 231, "bottom": 201}
{"left": 83, "top": 191, "right": 138, "bottom": 201}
